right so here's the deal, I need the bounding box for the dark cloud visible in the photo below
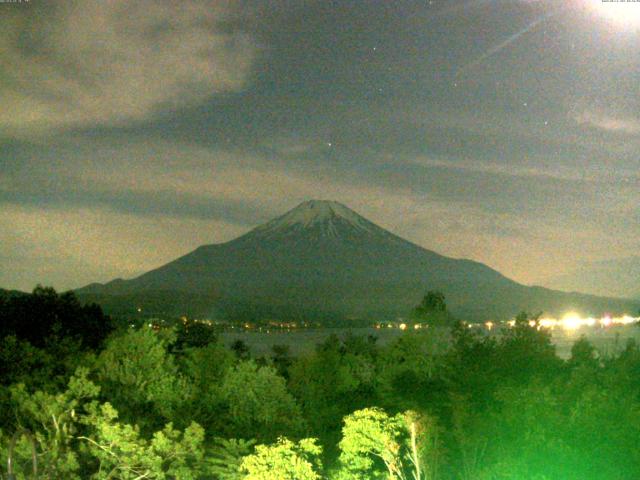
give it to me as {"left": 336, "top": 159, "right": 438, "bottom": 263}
{"left": 0, "top": 0, "right": 256, "bottom": 134}
{"left": 1, "top": 0, "right": 639, "bottom": 293}
{"left": 0, "top": 187, "right": 269, "bottom": 226}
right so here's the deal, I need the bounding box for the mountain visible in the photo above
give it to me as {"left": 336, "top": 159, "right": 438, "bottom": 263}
{"left": 76, "top": 200, "right": 640, "bottom": 322}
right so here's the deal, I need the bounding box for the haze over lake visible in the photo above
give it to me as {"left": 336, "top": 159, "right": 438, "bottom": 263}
{"left": 221, "top": 324, "right": 640, "bottom": 359}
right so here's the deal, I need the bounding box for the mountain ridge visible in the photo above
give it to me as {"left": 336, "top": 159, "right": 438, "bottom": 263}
{"left": 76, "top": 200, "right": 640, "bottom": 322}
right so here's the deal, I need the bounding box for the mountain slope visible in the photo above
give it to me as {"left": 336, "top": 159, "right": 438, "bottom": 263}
{"left": 76, "top": 200, "right": 639, "bottom": 322}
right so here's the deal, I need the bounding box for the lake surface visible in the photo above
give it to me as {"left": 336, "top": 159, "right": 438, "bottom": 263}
{"left": 220, "top": 325, "right": 640, "bottom": 359}
{"left": 550, "top": 325, "right": 640, "bottom": 358}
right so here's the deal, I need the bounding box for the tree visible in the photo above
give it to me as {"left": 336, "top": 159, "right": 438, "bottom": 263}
{"left": 271, "top": 344, "right": 293, "bottom": 379}
{"left": 0, "top": 335, "right": 55, "bottom": 387}
{"left": 3, "top": 367, "right": 211, "bottom": 479}
{"left": 80, "top": 403, "right": 207, "bottom": 480}
{"left": 219, "top": 360, "right": 305, "bottom": 441}
{"left": 288, "top": 335, "right": 378, "bottom": 442}
{"left": 0, "top": 286, "right": 113, "bottom": 349}
{"left": 231, "top": 339, "right": 251, "bottom": 360}
{"left": 240, "top": 437, "right": 323, "bottom": 480}
{"left": 449, "top": 393, "right": 490, "bottom": 480}
{"left": 336, "top": 407, "right": 403, "bottom": 479}
{"left": 481, "top": 382, "right": 570, "bottom": 480}
{"left": 496, "top": 311, "right": 561, "bottom": 385}
{"left": 335, "top": 407, "right": 438, "bottom": 480}
{"left": 376, "top": 333, "right": 440, "bottom": 410}
{"left": 567, "top": 336, "right": 598, "bottom": 370}
{"left": 206, "top": 438, "right": 256, "bottom": 480}
{"left": 417, "top": 291, "right": 447, "bottom": 314}
{"left": 177, "top": 342, "right": 234, "bottom": 430}
{"left": 96, "top": 328, "right": 192, "bottom": 430}
{"left": 403, "top": 410, "right": 442, "bottom": 480}
{"left": 413, "top": 291, "right": 451, "bottom": 326}
{"left": 175, "top": 320, "right": 217, "bottom": 349}
{"left": 445, "top": 321, "right": 499, "bottom": 411}
{"left": 4, "top": 367, "right": 100, "bottom": 479}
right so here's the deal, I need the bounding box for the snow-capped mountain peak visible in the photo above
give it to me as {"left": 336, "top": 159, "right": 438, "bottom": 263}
{"left": 75, "top": 199, "right": 640, "bottom": 323}
{"left": 252, "top": 200, "right": 377, "bottom": 237}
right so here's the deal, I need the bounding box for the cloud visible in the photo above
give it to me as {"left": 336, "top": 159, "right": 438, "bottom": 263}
{"left": 0, "top": 204, "right": 249, "bottom": 291}
{"left": 0, "top": 137, "right": 438, "bottom": 290}
{"left": 409, "top": 156, "right": 588, "bottom": 182}
{"left": 2, "top": 133, "right": 639, "bottom": 291}
{"left": 0, "top": 1, "right": 256, "bottom": 134}
{"left": 573, "top": 110, "right": 640, "bottom": 135}
{"left": 543, "top": 255, "right": 640, "bottom": 299}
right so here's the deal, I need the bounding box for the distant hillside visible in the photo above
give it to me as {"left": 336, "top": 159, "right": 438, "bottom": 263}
{"left": 0, "top": 287, "right": 27, "bottom": 300}
{"left": 76, "top": 200, "right": 640, "bottom": 322}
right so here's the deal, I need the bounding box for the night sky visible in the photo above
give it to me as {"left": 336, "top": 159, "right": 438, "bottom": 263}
{"left": 1, "top": 0, "right": 639, "bottom": 297}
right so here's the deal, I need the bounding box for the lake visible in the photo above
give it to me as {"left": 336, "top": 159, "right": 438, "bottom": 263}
{"left": 220, "top": 324, "right": 640, "bottom": 359}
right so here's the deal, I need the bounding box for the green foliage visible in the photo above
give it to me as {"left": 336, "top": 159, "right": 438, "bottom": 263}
{"left": 413, "top": 291, "right": 452, "bottom": 326}
{"left": 377, "top": 333, "right": 440, "bottom": 410}
{"left": 333, "top": 407, "right": 441, "bottom": 480}
{"left": 565, "top": 383, "right": 640, "bottom": 478}
{"left": 271, "top": 344, "right": 293, "bottom": 378}
{"left": 4, "top": 367, "right": 100, "bottom": 478}
{"left": 417, "top": 291, "right": 447, "bottom": 314}
{"left": 449, "top": 393, "right": 490, "bottom": 480}
{"left": 206, "top": 437, "right": 256, "bottom": 480}
{"left": 0, "top": 285, "right": 113, "bottom": 349}
{"left": 81, "top": 402, "right": 207, "bottom": 480}
{"left": 1, "top": 366, "right": 210, "bottom": 479}
{"left": 335, "top": 407, "right": 405, "bottom": 480}
{"left": 0, "top": 287, "right": 106, "bottom": 396}
{"left": 0, "top": 335, "right": 55, "bottom": 388}
{"left": 230, "top": 339, "right": 251, "bottom": 360}
{"left": 482, "top": 383, "right": 571, "bottom": 479}
{"left": 240, "top": 437, "right": 323, "bottom": 480}
{"left": 5, "top": 289, "right": 640, "bottom": 479}
{"left": 177, "top": 342, "right": 234, "bottom": 430}
{"left": 495, "top": 311, "right": 561, "bottom": 384}
{"left": 96, "top": 328, "right": 192, "bottom": 429}
{"left": 403, "top": 410, "right": 443, "bottom": 480}
{"left": 288, "top": 335, "right": 378, "bottom": 443}
{"left": 568, "top": 335, "right": 599, "bottom": 369}
{"left": 175, "top": 320, "right": 217, "bottom": 349}
{"left": 219, "top": 360, "right": 305, "bottom": 441}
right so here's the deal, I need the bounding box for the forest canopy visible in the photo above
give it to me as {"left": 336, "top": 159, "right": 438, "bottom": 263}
{"left": 1, "top": 287, "right": 640, "bottom": 479}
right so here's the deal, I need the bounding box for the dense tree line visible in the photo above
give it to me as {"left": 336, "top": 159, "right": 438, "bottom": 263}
{"left": 1, "top": 287, "right": 640, "bottom": 478}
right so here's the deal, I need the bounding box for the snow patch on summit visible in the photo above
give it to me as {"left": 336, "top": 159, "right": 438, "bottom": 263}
{"left": 276, "top": 201, "right": 366, "bottom": 227}
{"left": 253, "top": 200, "right": 378, "bottom": 237}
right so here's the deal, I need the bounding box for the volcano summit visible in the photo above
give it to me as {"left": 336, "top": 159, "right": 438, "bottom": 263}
{"left": 77, "top": 200, "right": 639, "bottom": 322}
